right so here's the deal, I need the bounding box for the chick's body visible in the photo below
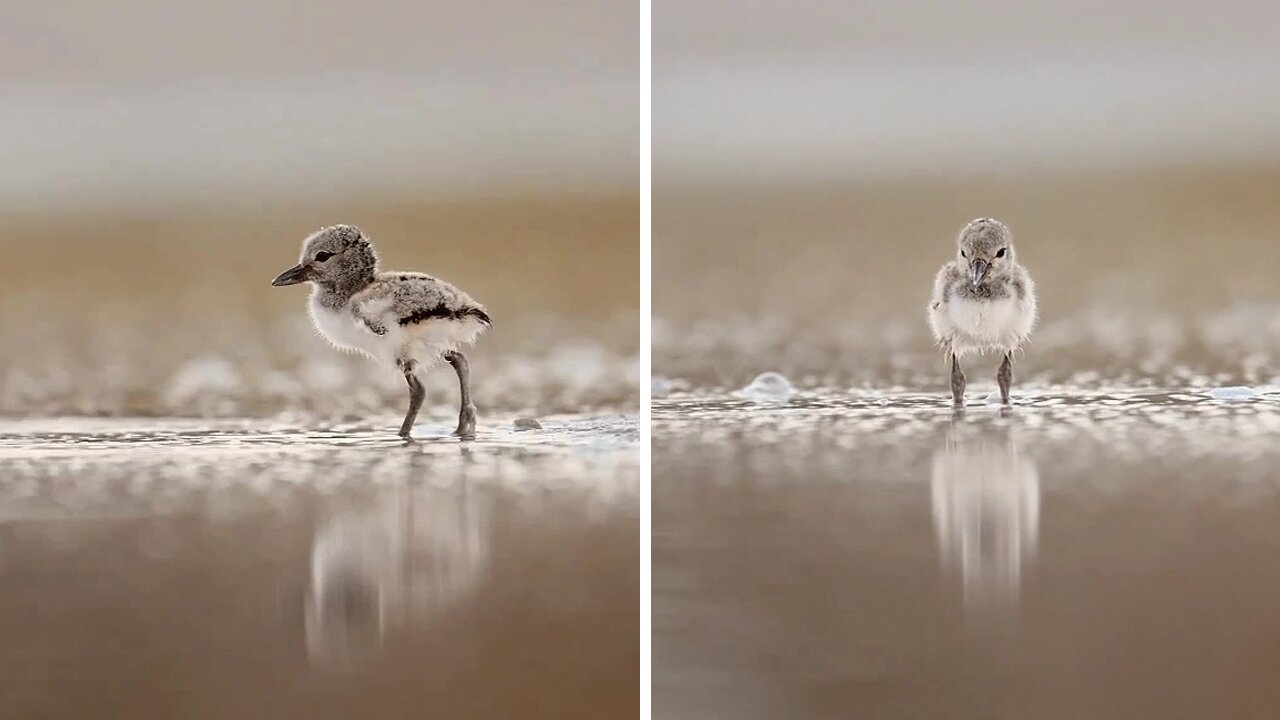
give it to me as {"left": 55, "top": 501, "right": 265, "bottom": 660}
{"left": 928, "top": 218, "right": 1037, "bottom": 406}
{"left": 273, "top": 225, "right": 490, "bottom": 439}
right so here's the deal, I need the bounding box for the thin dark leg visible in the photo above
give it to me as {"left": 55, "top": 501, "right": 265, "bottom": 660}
{"left": 997, "top": 353, "right": 1013, "bottom": 406}
{"left": 444, "top": 350, "right": 477, "bottom": 440}
{"left": 950, "top": 353, "right": 966, "bottom": 408}
{"left": 398, "top": 359, "right": 425, "bottom": 439}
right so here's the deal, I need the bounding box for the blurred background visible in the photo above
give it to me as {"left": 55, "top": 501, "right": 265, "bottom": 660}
{"left": 655, "top": 0, "right": 1280, "bottom": 391}
{"left": 0, "top": 0, "right": 639, "bottom": 418}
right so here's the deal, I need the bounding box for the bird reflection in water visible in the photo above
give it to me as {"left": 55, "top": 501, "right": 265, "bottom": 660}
{"left": 305, "top": 482, "right": 489, "bottom": 669}
{"left": 931, "top": 426, "right": 1040, "bottom": 618}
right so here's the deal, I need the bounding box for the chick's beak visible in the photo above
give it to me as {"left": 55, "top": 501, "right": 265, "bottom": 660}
{"left": 971, "top": 259, "right": 989, "bottom": 287}
{"left": 272, "top": 263, "right": 310, "bottom": 287}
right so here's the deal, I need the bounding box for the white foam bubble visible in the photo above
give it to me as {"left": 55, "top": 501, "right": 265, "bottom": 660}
{"left": 736, "top": 372, "right": 795, "bottom": 401}
{"left": 652, "top": 376, "right": 692, "bottom": 398}
{"left": 1208, "top": 386, "right": 1259, "bottom": 401}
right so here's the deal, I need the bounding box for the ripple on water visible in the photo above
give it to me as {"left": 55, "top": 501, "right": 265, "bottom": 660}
{"left": 0, "top": 414, "right": 639, "bottom": 520}
{"left": 654, "top": 386, "right": 1280, "bottom": 473}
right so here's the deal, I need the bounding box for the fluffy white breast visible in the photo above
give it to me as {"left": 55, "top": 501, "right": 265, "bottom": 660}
{"left": 948, "top": 295, "right": 1017, "bottom": 337}
{"left": 309, "top": 295, "right": 397, "bottom": 364}
{"left": 944, "top": 291, "right": 1034, "bottom": 354}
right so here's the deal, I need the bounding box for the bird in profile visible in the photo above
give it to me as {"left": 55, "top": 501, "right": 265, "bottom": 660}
{"left": 272, "top": 225, "right": 491, "bottom": 439}
{"left": 927, "top": 218, "right": 1037, "bottom": 407}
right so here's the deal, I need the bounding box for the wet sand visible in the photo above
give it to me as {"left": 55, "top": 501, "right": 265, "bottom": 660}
{"left": 655, "top": 389, "right": 1280, "bottom": 719}
{"left": 0, "top": 416, "right": 638, "bottom": 719}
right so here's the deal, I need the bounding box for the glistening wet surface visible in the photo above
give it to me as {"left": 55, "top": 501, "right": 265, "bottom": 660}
{"left": 0, "top": 415, "right": 638, "bottom": 719}
{"left": 654, "top": 389, "right": 1280, "bottom": 719}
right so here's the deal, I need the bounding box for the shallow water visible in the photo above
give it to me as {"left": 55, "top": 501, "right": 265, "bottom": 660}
{"left": 0, "top": 414, "right": 638, "bottom": 718}
{"left": 654, "top": 389, "right": 1280, "bottom": 719}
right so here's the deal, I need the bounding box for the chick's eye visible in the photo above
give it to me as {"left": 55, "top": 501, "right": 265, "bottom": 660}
{"left": 315, "top": 251, "right": 334, "bottom": 262}
{"left": 960, "top": 251, "right": 967, "bottom": 259}
{"left": 996, "top": 248, "right": 1006, "bottom": 258}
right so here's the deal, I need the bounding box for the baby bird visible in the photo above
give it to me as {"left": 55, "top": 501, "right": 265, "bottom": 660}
{"left": 272, "top": 225, "right": 491, "bottom": 439}
{"left": 928, "top": 218, "right": 1037, "bottom": 407}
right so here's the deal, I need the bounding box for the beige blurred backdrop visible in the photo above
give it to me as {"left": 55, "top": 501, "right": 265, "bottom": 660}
{"left": 0, "top": 0, "right": 638, "bottom": 417}
{"left": 655, "top": 1, "right": 1280, "bottom": 390}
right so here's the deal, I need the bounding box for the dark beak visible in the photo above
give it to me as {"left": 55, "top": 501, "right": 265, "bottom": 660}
{"left": 971, "top": 259, "right": 989, "bottom": 287}
{"left": 271, "top": 263, "right": 310, "bottom": 287}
